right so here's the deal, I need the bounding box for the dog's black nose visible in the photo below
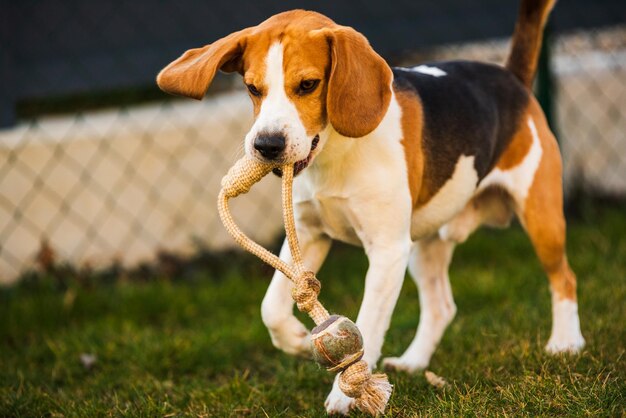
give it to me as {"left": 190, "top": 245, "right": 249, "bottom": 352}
{"left": 254, "top": 133, "right": 286, "bottom": 160}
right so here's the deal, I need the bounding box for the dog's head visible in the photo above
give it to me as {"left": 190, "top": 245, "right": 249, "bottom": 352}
{"left": 157, "top": 10, "right": 392, "bottom": 172}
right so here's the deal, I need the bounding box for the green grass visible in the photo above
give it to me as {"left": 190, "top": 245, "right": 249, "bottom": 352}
{"left": 1, "top": 206, "right": 625, "bottom": 417}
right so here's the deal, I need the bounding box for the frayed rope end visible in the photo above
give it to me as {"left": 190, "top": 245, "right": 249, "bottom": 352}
{"left": 355, "top": 373, "right": 392, "bottom": 416}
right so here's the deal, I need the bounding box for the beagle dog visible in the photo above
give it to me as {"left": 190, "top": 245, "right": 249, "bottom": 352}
{"left": 158, "top": 0, "right": 585, "bottom": 413}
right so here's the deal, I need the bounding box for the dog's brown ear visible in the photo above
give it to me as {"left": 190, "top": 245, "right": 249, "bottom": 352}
{"left": 157, "top": 28, "right": 252, "bottom": 100}
{"left": 320, "top": 26, "right": 393, "bottom": 138}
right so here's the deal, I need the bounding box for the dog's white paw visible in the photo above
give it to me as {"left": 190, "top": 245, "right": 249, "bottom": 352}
{"left": 267, "top": 317, "right": 312, "bottom": 357}
{"left": 382, "top": 356, "right": 428, "bottom": 374}
{"left": 325, "top": 382, "right": 355, "bottom": 415}
{"left": 546, "top": 333, "right": 585, "bottom": 354}
{"left": 546, "top": 299, "right": 585, "bottom": 354}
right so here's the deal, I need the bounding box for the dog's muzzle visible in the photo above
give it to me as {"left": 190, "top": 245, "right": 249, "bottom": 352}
{"left": 273, "top": 134, "right": 320, "bottom": 177}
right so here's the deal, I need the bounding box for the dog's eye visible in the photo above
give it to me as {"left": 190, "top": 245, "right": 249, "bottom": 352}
{"left": 298, "top": 79, "right": 320, "bottom": 94}
{"left": 247, "top": 84, "right": 261, "bottom": 97}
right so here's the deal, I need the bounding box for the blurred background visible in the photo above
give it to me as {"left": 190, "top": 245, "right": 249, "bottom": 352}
{"left": 1, "top": 0, "right": 625, "bottom": 283}
{"left": 2, "top": 2, "right": 625, "bottom": 416}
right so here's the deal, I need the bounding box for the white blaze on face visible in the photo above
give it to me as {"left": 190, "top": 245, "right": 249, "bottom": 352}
{"left": 245, "top": 42, "right": 311, "bottom": 162}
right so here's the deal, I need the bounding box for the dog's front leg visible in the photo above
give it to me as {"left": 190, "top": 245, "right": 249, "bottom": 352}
{"left": 261, "top": 234, "right": 331, "bottom": 357}
{"left": 325, "top": 241, "right": 411, "bottom": 415}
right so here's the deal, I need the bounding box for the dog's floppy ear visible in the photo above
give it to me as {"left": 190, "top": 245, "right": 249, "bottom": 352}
{"left": 319, "top": 26, "right": 393, "bottom": 138}
{"left": 157, "top": 28, "right": 252, "bottom": 100}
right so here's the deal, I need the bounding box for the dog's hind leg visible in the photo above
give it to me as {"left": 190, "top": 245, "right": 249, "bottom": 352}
{"left": 514, "top": 112, "right": 585, "bottom": 354}
{"left": 261, "top": 234, "right": 331, "bottom": 357}
{"left": 383, "top": 236, "right": 456, "bottom": 372}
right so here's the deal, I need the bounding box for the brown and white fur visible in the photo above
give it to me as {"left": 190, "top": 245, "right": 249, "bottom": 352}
{"left": 158, "top": 0, "right": 584, "bottom": 414}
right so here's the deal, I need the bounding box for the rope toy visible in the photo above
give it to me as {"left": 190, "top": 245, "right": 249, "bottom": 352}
{"left": 217, "top": 156, "right": 392, "bottom": 415}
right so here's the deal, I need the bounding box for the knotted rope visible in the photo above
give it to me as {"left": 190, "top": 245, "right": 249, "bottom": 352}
{"left": 217, "top": 156, "right": 392, "bottom": 415}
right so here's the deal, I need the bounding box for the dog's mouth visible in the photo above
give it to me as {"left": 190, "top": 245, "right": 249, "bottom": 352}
{"left": 273, "top": 135, "right": 320, "bottom": 177}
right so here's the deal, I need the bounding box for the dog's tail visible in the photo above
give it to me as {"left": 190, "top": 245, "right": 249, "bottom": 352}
{"left": 505, "top": 0, "right": 556, "bottom": 88}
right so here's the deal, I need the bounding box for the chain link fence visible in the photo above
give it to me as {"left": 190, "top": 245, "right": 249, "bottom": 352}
{"left": 0, "top": 89, "right": 284, "bottom": 283}
{"left": 1, "top": 1, "right": 624, "bottom": 283}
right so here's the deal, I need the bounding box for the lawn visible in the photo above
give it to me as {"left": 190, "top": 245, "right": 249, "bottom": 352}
{"left": 1, "top": 205, "right": 625, "bottom": 417}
